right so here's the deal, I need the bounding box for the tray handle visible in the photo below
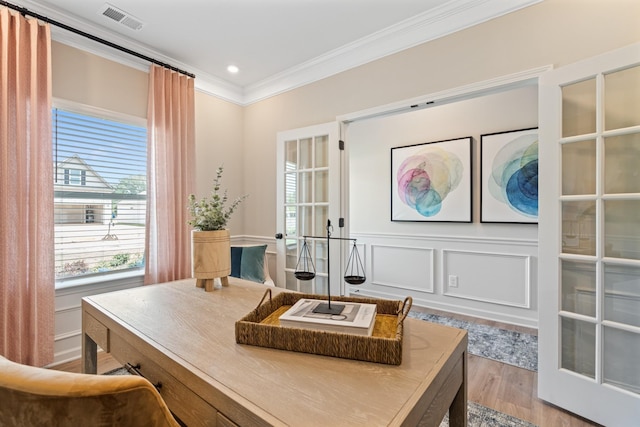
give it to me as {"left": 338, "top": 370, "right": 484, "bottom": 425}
{"left": 398, "top": 296, "right": 413, "bottom": 323}
{"left": 255, "top": 288, "right": 272, "bottom": 310}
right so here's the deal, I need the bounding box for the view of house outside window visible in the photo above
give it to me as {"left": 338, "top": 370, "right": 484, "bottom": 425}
{"left": 53, "top": 108, "right": 147, "bottom": 281}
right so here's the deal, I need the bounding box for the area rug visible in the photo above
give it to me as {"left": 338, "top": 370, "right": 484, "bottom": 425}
{"left": 104, "top": 366, "right": 130, "bottom": 375}
{"left": 437, "top": 402, "right": 537, "bottom": 427}
{"left": 408, "top": 311, "right": 538, "bottom": 372}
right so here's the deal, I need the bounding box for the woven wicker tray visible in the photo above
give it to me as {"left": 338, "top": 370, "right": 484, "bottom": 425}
{"left": 235, "top": 290, "right": 412, "bottom": 365}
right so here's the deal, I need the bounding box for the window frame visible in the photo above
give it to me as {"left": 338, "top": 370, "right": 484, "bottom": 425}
{"left": 53, "top": 99, "right": 148, "bottom": 289}
{"left": 64, "top": 168, "right": 86, "bottom": 185}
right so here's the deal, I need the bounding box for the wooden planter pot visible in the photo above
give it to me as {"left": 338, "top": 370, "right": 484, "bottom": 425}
{"left": 192, "top": 229, "right": 231, "bottom": 291}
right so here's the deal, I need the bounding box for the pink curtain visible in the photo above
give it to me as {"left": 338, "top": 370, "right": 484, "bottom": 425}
{"left": 145, "top": 65, "right": 195, "bottom": 284}
{"left": 0, "top": 9, "right": 54, "bottom": 366}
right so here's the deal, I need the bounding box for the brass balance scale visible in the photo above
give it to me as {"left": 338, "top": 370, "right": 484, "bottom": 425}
{"left": 294, "top": 219, "right": 366, "bottom": 315}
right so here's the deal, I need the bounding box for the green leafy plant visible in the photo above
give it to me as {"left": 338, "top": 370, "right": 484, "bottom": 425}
{"left": 187, "top": 165, "right": 248, "bottom": 231}
{"left": 109, "top": 253, "right": 130, "bottom": 267}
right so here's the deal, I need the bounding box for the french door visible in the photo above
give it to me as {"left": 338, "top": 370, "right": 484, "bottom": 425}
{"left": 539, "top": 42, "right": 640, "bottom": 426}
{"left": 275, "top": 122, "right": 343, "bottom": 296}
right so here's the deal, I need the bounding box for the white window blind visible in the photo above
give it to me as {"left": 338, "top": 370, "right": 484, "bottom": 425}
{"left": 53, "top": 108, "right": 147, "bottom": 280}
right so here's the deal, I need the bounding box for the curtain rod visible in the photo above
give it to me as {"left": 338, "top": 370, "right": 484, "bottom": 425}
{"left": 1, "top": 0, "right": 195, "bottom": 78}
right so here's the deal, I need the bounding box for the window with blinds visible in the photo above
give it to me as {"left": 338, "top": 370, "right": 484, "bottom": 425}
{"left": 53, "top": 108, "right": 147, "bottom": 281}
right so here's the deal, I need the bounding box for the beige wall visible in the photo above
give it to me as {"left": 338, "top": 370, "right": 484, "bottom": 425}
{"left": 52, "top": 41, "right": 148, "bottom": 118}
{"left": 51, "top": 42, "right": 247, "bottom": 233}
{"left": 194, "top": 92, "right": 245, "bottom": 232}
{"left": 242, "top": 0, "right": 640, "bottom": 237}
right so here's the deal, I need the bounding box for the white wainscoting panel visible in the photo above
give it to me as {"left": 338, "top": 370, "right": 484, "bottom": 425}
{"left": 52, "top": 273, "right": 143, "bottom": 366}
{"left": 349, "top": 232, "right": 538, "bottom": 328}
{"left": 442, "top": 249, "right": 531, "bottom": 308}
{"left": 371, "top": 244, "right": 434, "bottom": 293}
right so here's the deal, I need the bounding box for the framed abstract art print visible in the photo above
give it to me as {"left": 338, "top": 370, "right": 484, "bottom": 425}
{"left": 391, "top": 136, "right": 472, "bottom": 223}
{"left": 480, "top": 127, "right": 538, "bottom": 223}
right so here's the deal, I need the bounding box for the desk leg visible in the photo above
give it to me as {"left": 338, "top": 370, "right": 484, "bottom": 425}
{"left": 82, "top": 332, "right": 98, "bottom": 374}
{"left": 449, "top": 351, "right": 468, "bottom": 427}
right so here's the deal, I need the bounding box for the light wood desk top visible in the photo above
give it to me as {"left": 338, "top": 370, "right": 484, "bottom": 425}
{"left": 82, "top": 278, "right": 467, "bottom": 427}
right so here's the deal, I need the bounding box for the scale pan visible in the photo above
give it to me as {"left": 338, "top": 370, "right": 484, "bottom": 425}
{"left": 344, "top": 275, "right": 366, "bottom": 285}
{"left": 295, "top": 271, "right": 316, "bottom": 281}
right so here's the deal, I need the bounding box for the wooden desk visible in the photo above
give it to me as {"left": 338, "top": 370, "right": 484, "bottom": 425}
{"left": 82, "top": 278, "right": 467, "bottom": 427}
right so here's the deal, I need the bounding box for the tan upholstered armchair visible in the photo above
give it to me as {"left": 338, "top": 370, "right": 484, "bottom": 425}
{"left": 0, "top": 356, "right": 180, "bottom": 426}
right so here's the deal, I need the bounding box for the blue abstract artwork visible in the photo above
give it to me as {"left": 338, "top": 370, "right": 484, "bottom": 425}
{"left": 481, "top": 128, "right": 538, "bottom": 223}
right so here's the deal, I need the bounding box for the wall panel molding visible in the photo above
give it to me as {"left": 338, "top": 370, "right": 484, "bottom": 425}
{"left": 442, "top": 249, "right": 531, "bottom": 308}
{"left": 371, "top": 244, "right": 434, "bottom": 293}
{"left": 53, "top": 275, "right": 143, "bottom": 365}
{"left": 349, "top": 232, "right": 538, "bottom": 327}
{"left": 352, "top": 231, "right": 536, "bottom": 247}
{"left": 351, "top": 287, "right": 538, "bottom": 328}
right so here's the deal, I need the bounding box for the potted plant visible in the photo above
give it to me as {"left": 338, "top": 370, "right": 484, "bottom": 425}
{"left": 188, "top": 166, "right": 247, "bottom": 291}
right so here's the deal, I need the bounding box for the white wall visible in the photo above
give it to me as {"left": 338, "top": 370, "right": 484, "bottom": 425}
{"left": 346, "top": 85, "right": 539, "bottom": 327}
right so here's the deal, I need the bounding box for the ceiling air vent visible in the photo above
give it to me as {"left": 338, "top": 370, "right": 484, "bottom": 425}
{"left": 99, "top": 3, "right": 144, "bottom": 31}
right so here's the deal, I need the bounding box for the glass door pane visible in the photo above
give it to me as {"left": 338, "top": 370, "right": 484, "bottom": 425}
{"left": 561, "top": 260, "right": 596, "bottom": 317}
{"left": 605, "top": 65, "right": 640, "bottom": 130}
{"left": 604, "top": 133, "right": 640, "bottom": 194}
{"left": 604, "top": 200, "right": 640, "bottom": 260}
{"left": 562, "top": 201, "right": 596, "bottom": 256}
{"left": 604, "top": 264, "right": 640, "bottom": 327}
{"left": 315, "top": 170, "right": 328, "bottom": 202}
{"left": 561, "top": 317, "right": 596, "bottom": 379}
{"left": 562, "top": 78, "right": 597, "bottom": 137}
{"left": 285, "top": 140, "right": 297, "bottom": 170}
{"left": 562, "top": 140, "right": 596, "bottom": 195}
{"left": 603, "top": 327, "right": 640, "bottom": 394}
{"left": 285, "top": 239, "right": 298, "bottom": 291}
{"left": 315, "top": 135, "right": 328, "bottom": 167}
{"left": 300, "top": 138, "right": 312, "bottom": 169}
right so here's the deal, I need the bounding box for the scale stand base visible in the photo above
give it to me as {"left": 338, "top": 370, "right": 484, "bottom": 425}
{"left": 312, "top": 302, "right": 345, "bottom": 315}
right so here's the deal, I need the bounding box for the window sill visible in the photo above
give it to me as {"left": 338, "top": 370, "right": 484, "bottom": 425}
{"left": 55, "top": 268, "right": 144, "bottom": 291}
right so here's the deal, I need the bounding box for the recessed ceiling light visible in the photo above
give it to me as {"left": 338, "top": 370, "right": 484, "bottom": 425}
{"left": 227, "top": 65, "right": 239, "bottom": 74}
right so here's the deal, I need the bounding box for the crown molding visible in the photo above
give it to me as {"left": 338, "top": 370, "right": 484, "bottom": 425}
{"left": 10, "top": 0, "right": 542, "bottom": 106}
{"left": 243, "top": 0, "right": 543, "bottom": 105}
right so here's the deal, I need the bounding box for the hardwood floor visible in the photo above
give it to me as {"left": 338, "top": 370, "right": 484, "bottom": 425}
{"left": 467, "top": 355, "right": 599, "bottom": 426}
{"left": 412, "top": 306, "right": 601, "bottom": 427}
{"left": 52, "top": 350, "right": 122, "bottom": 375}
{"left": 51, "top": 311, "right": 601, "bottom": 427}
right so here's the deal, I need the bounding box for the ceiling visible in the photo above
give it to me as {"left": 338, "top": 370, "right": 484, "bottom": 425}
{"left": 8, "top": 0, "right": 540, "bottom": 105}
